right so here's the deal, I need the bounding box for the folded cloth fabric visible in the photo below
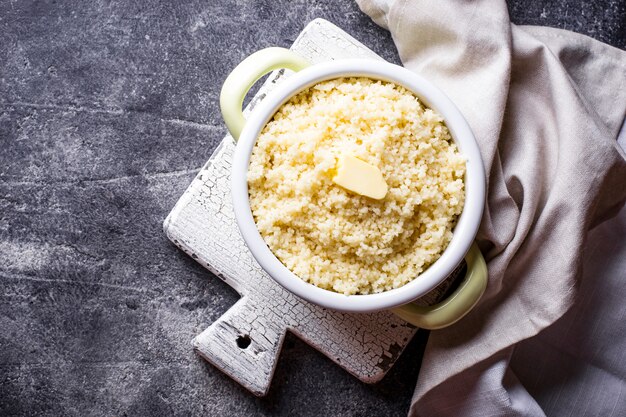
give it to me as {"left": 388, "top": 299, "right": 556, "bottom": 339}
{"left": 355, "top": 0, "right": 626, "bottom": 415}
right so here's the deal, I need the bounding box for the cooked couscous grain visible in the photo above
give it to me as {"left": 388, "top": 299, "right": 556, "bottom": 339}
{"left": 247, "top": 77, "right": 466, "bottom": 295}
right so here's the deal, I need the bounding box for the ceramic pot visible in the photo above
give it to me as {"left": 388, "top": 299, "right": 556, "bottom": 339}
{"left": 221, "top": 47, "right": 487, "bottom": 329}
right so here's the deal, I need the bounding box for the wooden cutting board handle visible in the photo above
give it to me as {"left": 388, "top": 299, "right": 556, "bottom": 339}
{"left": 193, "top": 296, "right": 286, "bottom": 396}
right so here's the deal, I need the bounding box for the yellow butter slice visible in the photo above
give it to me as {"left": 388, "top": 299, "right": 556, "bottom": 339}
{"left": 332, "top": 155, "right": 388, "bottom": 200}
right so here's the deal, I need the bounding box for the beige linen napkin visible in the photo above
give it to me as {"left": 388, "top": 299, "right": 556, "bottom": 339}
{"left": 356, "top": 0, "right": 626, "bottom": 415}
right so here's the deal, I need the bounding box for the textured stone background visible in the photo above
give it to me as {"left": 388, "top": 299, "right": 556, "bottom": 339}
{"left": 0, "top": 1, "right": 623, "bottom": 416}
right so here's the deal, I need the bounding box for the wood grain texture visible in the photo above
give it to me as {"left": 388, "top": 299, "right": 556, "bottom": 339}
{"left": 163, "top": 19, "right": 456, "bottom": 396}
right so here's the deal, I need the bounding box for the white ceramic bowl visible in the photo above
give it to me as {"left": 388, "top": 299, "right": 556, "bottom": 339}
{"left": 221, "top": 48, "right": 487, "bottom": 329}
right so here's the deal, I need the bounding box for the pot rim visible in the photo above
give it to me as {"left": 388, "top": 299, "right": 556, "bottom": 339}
{"left": 231, "top": 59, "right": 485, "bottom": 313}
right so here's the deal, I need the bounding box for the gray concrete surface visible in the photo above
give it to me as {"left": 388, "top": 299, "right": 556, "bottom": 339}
{"left": 0, "top": 1, "right": 623, "bottom": 416}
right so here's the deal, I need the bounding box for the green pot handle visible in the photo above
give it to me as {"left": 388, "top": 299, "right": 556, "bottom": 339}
{"left": 220, "top": 47, "right": 311, "bottom": 141}
{"left": 392, "top": 244, "right": 488, "bottom": 330}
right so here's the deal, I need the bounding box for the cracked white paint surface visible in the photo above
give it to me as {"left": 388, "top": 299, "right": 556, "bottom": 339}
{"left": 163, "top": 19, "right": 455, "bottom": 397}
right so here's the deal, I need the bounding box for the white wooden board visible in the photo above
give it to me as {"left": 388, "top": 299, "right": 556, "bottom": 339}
{"left": 163, "top": 18, "right": 459, "bottom": 396}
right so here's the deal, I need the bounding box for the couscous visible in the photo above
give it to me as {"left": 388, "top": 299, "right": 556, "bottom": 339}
{"left": 247, "top": 77, "right": 466, "bottom": 295}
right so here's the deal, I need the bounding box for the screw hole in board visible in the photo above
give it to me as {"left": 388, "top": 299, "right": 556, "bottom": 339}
{"left": 236, "top": 335, "right": 251, "bottom": 349}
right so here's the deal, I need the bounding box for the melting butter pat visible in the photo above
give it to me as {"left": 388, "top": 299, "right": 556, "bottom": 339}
{"left": 332, "top": 155, "right": 388, "bottom": 200}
